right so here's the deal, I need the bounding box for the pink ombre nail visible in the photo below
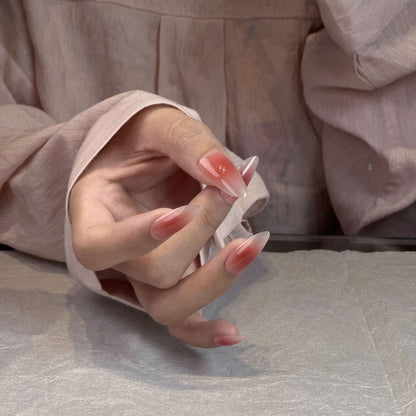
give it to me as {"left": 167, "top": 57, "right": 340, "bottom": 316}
{"left": 199, "top": 150, "right": 247, "bottom": 197}
{"left": 239, "top": 156, "right": 259, "bottom": 183}
{"left": 225, "top": 231, "right": 270, "bottom": 275}
{"left": 150, "top": 205, "right": 201, "bottom": 240}
{"left": 220, "top": 155, "right": 259, "bottom": 204}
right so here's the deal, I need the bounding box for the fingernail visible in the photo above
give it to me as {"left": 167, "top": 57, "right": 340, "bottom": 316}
{"left": 199, "top": 150, "right": 247, "bottom": 198}
{"left": 213, "top": 334, "right": 246, "bottom": 347}
{"left": 150, "top": 205, "right": 201, "bottom": 240}
{"left": 220, "top": 156, "right": 259, "bottom": 204}
{"left": 225, "top": 231, "right": 270, "bottom": 275}
{"left": 239, "top": 156, "right": 259, "bottom": 184}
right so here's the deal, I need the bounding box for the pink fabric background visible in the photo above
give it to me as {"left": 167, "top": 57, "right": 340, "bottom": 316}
{"left": 1, "top": 0, "right": 415, "bottom": 302}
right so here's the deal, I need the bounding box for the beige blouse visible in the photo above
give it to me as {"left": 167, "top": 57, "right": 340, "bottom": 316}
{"left": 1, "top": 0, "right": 415, "bottom": 305}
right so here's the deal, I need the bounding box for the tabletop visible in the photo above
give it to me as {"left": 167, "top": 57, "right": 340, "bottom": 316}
{"left": 1, "top": 248, "right": 416, "bottom": 415}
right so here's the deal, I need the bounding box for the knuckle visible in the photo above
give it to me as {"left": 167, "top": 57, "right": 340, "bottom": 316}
{"left": 145, "top": 255, "right": 181, "bottom": 289}
{"left": 198, "top": 207, "right": 222, "bottom": 233}
{"left": 151, "top": 273, "right": 177, "bottom": 290}
{"left": 72, "top": 236, "right": 98, "bottom": 271}
{"left": 146, "top": 299, "right": 174, "bottom": 326}
{"left": 123, "top": 227, "right": 145, "bottom": 253}
{"left": 168, "top": 116, "right": 211, "bottom": 148}
{"left": 152, "top": 312, "right": 174, "bottom": 326}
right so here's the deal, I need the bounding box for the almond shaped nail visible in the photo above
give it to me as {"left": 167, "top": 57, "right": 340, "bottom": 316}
{"left": 238, "top": 155, "right": 259, "bottom": 184}
{"left": 225, "top": 231, "right": 270, "bottom": 275}
{"left": 221, "top": 155, "right": 259, "bottom": 204}
{"left": 150, "top": 205, "right": 201, "bottom": 240}
{"left": 199, "top": 150, "right": 247, "bottom": 197}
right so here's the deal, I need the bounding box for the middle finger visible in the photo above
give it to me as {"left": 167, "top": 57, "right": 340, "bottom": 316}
{"left": 114, "top": 185, "right": 230, "bottom": 288}
{"left": 114, "top": 156, "right": 258, "bottom": 288}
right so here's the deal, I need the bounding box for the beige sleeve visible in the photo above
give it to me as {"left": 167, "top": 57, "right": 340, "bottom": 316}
{"left": 302, "top": 0, "right": 416, "bottom": 234}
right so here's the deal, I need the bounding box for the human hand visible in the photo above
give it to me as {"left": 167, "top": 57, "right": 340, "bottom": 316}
{"left": 69, "top": 105, "right": 269, "bottom": 348}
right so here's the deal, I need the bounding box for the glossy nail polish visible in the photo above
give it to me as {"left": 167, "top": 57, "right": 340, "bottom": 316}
{"left": 225, "top": 231, "right": 270, "bottom": 275}
{"left": 150, "top": 205, "right": 201, "bottom": 240}
{"left": 220, "top": 156, "right": 259, "bottom": 204}
{"left": 239, "top": 155, "right": 259, "bottom": 183}
{"left": 199, "top": 150, "right": 247, "bottom": 197}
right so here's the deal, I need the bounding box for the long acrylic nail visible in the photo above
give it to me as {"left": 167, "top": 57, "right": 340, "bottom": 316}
{"left": 239, "top": 155, "right": 259, "bottom": 184}
{"left": 199, "top": 150, "right": 247, "bottom": 197}
{"left": 221, "top": 156, "right": 259, "bottom": 204}
{"left": 150, "top": 205, "right": 201, "bottom": 240}
{"left": 225, "top": 231, "right": 270, "bottom": 275}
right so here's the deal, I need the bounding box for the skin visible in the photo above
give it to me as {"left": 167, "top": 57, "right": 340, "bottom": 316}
{"left": 69, "top": 105, "right": 264, "bottom": 348}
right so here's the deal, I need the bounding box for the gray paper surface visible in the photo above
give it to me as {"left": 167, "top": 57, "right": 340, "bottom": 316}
{"left": 1, "top": 249, "right": 415, "bottom": 415}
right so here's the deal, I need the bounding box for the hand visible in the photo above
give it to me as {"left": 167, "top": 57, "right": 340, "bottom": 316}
{"left": 69, "top": 105, "right": 268, "bottom": 348}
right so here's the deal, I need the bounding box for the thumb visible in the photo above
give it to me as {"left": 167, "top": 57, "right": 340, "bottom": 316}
{"left": 135, "top": 105, "right": 247, "bottom": 198}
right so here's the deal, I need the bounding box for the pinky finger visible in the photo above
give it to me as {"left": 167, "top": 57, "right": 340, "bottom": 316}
{"left": 167, "top": 312, "right": 244, "bottom": 348}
